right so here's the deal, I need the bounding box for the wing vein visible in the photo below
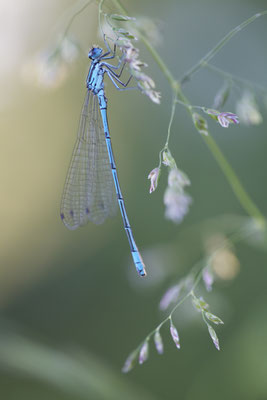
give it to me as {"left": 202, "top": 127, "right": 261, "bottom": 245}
{"left": 61, "top": 91, "right": 117, "bottom": 229}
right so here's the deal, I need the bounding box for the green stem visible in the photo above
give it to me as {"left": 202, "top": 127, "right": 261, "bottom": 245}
{"left": 203, "top": 133, "right": 263, "bottom": 221}
{"left": 61, "top": 0, "right": 93, "bottom": 43}
{"left": 180, "top": 11, "right": 267, "bottom": 84}
{"left": 110, "top": 0, "right": 265, "bottom": 223}
{"left": 143, "top": 260, "right": 204, "bottom": 344}
{"left": 164, "top": 92, "right": 177, "bottom": 148}
{"left": 128, "top": 219, "right": 262, "bottom": 363}
{"left": 205, "top": 63, "right": 267, "bottom": 95}
{"left": 110, "top": 0, "right": 178, "bottom": 91}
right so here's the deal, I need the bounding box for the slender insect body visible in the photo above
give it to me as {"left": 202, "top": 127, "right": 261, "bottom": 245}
{"left": 61, "top": 42, "right": 147, "bottom": 277}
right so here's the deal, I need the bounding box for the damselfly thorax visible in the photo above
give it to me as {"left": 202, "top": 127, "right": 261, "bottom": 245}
{"left": 60, "top": 38, "right": 146, "bottom": 277}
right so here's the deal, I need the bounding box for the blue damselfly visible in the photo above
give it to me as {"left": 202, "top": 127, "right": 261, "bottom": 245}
{"left": 60, "top": 38, "right": 146, "bottom": 277}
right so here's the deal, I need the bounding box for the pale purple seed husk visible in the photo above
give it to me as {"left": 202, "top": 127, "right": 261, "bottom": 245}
{"left": 208, "top": 324, "right": 220, "bottom": 351}
{"left": 154, "top": 330, "right": 164, "bottom": 355}
{"left": 170, "top": 322, "right": 180, "bottom": 349}
{"left": 139, "top": 341, "right": 149, "bottom": 364}
{"left": 159, "top": 284, "right": 181, "bottom": 310}
{"left": 202, "top": 268, "right": 214, "bottom": 292}
{"left": 122, "top": 352, "right": 136, "bottom": 373}
{"left": 218, "top": 115, "right": 230, "bottom": 128}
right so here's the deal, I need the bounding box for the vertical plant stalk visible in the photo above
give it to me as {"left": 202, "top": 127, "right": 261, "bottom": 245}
{"left": 110, "top": 0, "right": 266, "bottom": 224}
{"left": 203, "top": 133, "right": 263, "bottom": 221}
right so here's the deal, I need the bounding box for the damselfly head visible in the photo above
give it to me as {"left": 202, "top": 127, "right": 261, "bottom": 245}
{"left": 88, "top": 47, "right": 103, "bottom": 60}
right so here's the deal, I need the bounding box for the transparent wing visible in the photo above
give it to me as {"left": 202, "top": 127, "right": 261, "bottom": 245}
{"left": 60, "top": 91, "right": 117, "bottom": 230}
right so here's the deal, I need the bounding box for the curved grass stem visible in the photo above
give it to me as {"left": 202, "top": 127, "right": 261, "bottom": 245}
{"left": 110, "top": 0, "right": 266, "bottom": 224}
{"left": 179, "top": 11, "right": 267, "bottom": 84}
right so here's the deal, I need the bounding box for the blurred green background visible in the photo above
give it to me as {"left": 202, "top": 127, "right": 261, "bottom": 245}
{"left": 1, "top": 0, "right": 267, "bottom": 399}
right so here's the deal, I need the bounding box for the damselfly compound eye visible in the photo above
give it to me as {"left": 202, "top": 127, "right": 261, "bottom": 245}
{"left": 88, "top": 47, "right": 103, "bottom": 59}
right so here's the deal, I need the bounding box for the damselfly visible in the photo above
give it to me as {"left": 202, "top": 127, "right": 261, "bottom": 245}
{"left": 60, "top": 37, "right": 146, "bottom": 277}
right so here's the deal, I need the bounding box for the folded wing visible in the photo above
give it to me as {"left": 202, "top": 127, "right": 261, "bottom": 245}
{"left": 60, "top": 91, "right": 117, "bottom": 230}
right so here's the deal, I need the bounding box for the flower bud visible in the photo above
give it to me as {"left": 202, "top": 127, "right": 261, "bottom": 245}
{"left": 148, "top": 167, "right": 160, "bottom": 193}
